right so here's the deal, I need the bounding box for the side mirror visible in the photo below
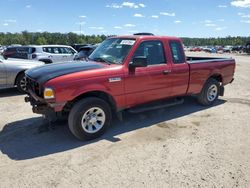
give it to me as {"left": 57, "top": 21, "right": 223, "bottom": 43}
{"left": 129, "top": 56, "right": 147, "bottom": 69}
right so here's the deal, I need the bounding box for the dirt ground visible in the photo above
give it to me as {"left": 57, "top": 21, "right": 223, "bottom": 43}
{"left": 0, "top": 52, "right": 250, "bottom": 188}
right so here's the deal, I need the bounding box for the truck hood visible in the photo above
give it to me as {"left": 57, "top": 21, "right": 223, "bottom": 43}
{"left": 25, "top": 61, "right": 105, "bottom": 84}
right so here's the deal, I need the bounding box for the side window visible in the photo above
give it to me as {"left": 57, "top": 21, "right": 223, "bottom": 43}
{"left": 58, "top": 47, "right": 66, "bottom": 54}
{"left": 62, "top": 47, "right": 71, "bottom": 54}
{"left": 68, "top": 48, "right": 76, "bottom": 54}
{"left": 17, "top": 47, "right": 28, "bottom": 53}
{"left": 53, "top": 47, "right": 59, "bottom": 54}
{"left": 132, "top": 41, "right": 166, "bottom": 66}
{"left": 169, "top": 41, "right": 185, "bottom": 64}
{"left": 43, "top": 47, "right": 53, "bottom": 53}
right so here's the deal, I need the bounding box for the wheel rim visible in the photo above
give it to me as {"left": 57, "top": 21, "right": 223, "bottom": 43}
{"left": 207, "top": 84, "right": 218, "bottom": 102}
{"left": 19, "top": 76, "right": 27, "bottom": 91}
{"left": 81, "top": 107, "right": 106, "bottom": 134}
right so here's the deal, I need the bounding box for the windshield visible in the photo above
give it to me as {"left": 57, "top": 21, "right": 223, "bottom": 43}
{"left": 89, "top": 38, "right": 135, "bottom": 64}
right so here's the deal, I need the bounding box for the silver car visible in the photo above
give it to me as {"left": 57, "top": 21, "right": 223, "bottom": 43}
{"left": 0, "top": 55, "right": 44, "bottom": 93}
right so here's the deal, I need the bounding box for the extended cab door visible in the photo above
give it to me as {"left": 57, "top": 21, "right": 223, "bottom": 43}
{"left": 124, "top": 40, "right": 173, "bottom": 107}
{"left": 168, "top": 40, "right": 189, "bottom": 96}
{"left": 0, "top": 60, "right": 7, "bottom": 88}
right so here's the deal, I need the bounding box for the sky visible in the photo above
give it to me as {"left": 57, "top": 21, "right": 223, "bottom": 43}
{"left": 0, "top": 0, "right": 250, "bottom": 38}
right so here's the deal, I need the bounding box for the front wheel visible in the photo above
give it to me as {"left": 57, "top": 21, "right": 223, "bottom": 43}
{"left": 16, "top": 73, "right": 27, "bottom": 93}
{"left": 197, "top": 78, "right": 220, "bottom": 106}
{"left": 68, "top": 97, "right": 112, "bottom": 140}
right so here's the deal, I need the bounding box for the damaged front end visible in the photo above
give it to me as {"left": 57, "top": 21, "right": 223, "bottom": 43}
{"left": 24, "top": 76, "right": 65, "bottom": 122}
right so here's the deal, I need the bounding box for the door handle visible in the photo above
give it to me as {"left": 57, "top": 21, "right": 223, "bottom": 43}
{"left": 163, "top": 70, "right": 171, "bottom": 75}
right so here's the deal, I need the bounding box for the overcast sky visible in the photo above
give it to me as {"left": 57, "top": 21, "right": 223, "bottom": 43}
{"left": 0, "top": 0, "right": 250, "bottom": 37}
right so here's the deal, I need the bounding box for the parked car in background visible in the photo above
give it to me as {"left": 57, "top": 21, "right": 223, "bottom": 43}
{"left": 246, "top": 42, "right": 250, "bottom": 54}
{"left": 30, "top": 45, "right": 77, "bottom": 63}
{"left": 0, "top": 46, "right": 4, "bottom": 55}
{"left": 74, "top": 44, "right": 98, "bottom": 61}
{"left": 0, "top": 55, "right": 44, "bottom": 93}
{"left": 71, "top": 44, "right": 89, "bottom": 52}
{"left": 223, "top": 46, "right": 233, "bottom": 53}
{"left": 3, "top": 46, "right": 34, "bottom": 59}
{"left": 3, "top": 45, "right": 77, "bottom": 64}
{"left": 203, "top": 46, "right": 217, "bottom": 53}
{"left": 190, "top": 47, "right": 202, "bottom": 52}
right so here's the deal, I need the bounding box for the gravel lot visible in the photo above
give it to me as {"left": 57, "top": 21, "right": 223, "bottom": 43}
{"left": 0, "top": 52, "right": 250, "bottom": 188}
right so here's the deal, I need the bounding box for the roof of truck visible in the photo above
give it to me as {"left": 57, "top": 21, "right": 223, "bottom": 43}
{"left": 110, "top": 35, "right": 181, "bottom": 41}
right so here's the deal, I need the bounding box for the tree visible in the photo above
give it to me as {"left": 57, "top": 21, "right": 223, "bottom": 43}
{"left": 36, "top": 37, "right": 47, "bottom": 45}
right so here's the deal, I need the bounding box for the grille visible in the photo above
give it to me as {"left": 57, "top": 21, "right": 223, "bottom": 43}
{"left": 26, "top": 76, "right": 43, "bottom": 97}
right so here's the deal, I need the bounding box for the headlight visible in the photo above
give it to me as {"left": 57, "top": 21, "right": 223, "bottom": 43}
{"left": 44, "top": 88, "right": 55, "bottom": 99}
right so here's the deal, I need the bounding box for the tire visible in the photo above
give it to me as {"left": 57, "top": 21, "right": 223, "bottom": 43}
{"left": 16, "top": 73, "right": 27, "bottom": 94}
{"left": 68, "top": 97, "right": 112, "bottom": 140}
{"left": 197, "top": 78, "right": 220, "bottom": 106}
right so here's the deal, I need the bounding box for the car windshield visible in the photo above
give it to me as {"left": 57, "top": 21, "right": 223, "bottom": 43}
{"left": 89, "top": 38, "right": 135, "bottom": 64}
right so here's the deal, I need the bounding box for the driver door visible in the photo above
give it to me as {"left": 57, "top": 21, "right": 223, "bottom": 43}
{"left": 124, "top": 40, "right": 172, "bottom": 107}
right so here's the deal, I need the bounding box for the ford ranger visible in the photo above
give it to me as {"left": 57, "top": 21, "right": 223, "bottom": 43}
{"left": 25, "top": 35, "right": 235, "bottom": 140}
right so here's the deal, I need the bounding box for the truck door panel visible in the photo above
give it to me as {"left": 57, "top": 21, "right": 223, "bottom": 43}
{"left": 124, "top": 40, "right": 172, "bottom": 107}
{"left": 169, "top": 41, "right": 189, "bottom": 96}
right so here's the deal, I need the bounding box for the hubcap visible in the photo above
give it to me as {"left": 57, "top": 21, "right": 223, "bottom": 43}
{"left": 207, "top": 84, "right": 218, "bottom": 102}
{"left": 20, "top": 76, "right": 27, "bottom": 91}
{"left": 81, "top": 107, "right": 106, "bottom": 134}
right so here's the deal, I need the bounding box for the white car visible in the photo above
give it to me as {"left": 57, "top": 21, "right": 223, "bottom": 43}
{"left": 0, "top": 45, "right": 5, "bottom": 54}
{"left": 29, "top": 45, "right": 77, "bottom": 64}
{"left": 4, "top": 45, "right": 77, "bottom": 64}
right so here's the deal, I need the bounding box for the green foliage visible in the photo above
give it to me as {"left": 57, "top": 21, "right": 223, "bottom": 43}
{"left": 0, "top": 31, "right": 107, "bottom": 46}
{"left": 0, "top": 31, "right": 249, "bottom": 46}
{"left": 181, "top": 36, "right": 250, "bottom": 46}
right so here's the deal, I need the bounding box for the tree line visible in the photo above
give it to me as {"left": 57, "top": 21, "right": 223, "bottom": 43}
{"left": 181, "top": 36, "right": 250, "bottom": 46}
{"left": 0, "top": 31, "right": 249, "bottom": 46}
{"left": 0, "top": 31, "right": 107, "bottom": 46}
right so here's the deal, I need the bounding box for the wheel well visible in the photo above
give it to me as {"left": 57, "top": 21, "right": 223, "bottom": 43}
{"left": 209, "top": 74, "right": 222, "bottom": 83}
{"left": 63, "top": 91, "right": 117, "bottom": 114}
{"left": 14, "top": 71, "right": 25, "bottom": 85}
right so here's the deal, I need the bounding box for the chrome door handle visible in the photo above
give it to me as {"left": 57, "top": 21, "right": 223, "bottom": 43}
{"left": 163, "top": 70, "right": 171, "bottom": 75}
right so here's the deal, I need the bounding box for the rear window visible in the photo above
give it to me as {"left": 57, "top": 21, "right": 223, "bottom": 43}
{"left": 6, "top": 48, "right": 16, "bottom": 52}
{"left": 169, "top": 41, "right": 185, "bottom": 64}
{"left": 16, "top": 47, "right": 30, "bottom": 53}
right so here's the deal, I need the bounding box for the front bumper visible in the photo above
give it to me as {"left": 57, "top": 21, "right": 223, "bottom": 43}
{"left": 25, "top": 89, "right": 66, "bottom": 115}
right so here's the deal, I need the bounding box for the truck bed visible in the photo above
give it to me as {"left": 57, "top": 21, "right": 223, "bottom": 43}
{"left": 187, "top": 56, "right": 232, "bottom": 64}
{"left": 186, "top": 56, "right": 235, "bottom": 95}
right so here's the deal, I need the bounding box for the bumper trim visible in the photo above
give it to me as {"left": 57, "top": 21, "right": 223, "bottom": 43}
{"left": 28, "top": 89, "right": 45, "bottom": 103}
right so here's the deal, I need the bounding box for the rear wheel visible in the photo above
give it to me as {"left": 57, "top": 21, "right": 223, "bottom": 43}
{"left": 197, "top": 78, "right": 220, "bottom": 106}
{"left": 68, "top": 97, "right": 112, "bottom": 140}
{"left": 16, "top": 73, "right": 27, "bottom": 93}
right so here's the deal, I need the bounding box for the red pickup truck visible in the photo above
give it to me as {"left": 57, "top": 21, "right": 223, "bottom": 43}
{"left": 25, "top": 35, "right": 235, "bottom": 140}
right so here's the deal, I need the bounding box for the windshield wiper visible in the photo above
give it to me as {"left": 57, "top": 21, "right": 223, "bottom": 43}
{"left": 91, "top": 57, "right": 112, "bottom": 65}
